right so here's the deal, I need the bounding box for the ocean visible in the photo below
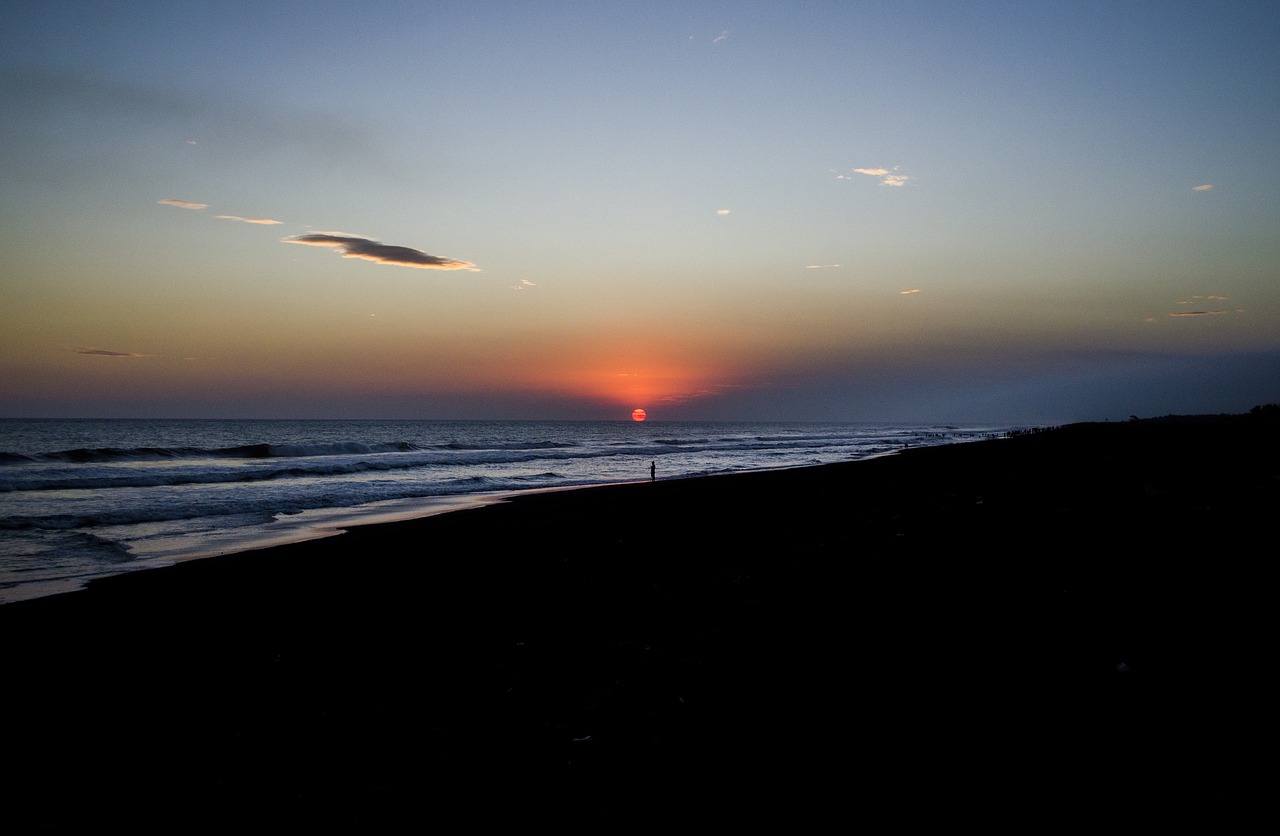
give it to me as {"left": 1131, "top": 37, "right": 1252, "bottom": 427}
{"left": 0, "top": 418, "right": 1016, "bottom": 604}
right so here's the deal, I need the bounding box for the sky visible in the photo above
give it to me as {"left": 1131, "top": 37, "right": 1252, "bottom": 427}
{"left": 2, "top": 1, "right": 1278, "bottom": 424}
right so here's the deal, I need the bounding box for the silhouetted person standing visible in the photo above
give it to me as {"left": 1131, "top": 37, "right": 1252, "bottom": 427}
{"left": 650, "top": 461, "right": 656, "bottom": 481}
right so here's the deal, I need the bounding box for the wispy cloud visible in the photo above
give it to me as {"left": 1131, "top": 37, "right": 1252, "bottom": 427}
{"left": 74, "top": 346, "right": 145, "bottom": 357}
{"left": 513, "top": 279, "right": 537, "bottom": 290}
{"left": 1172, "top": 297, "right": 1239, "bottom": 316}
{"left": 849, "top": 166, "right": 911, "bottom": 187}
{"left": 158, "top": 198, "right": 208, "bottom": 210}
{"left": 163, "top": 201, "right": 281, "bottom": 224}
{"left": 284, "top": 233, "right": 478, "bottom": 271}
{"left": 900, "top": 289, "right": 921, "bottom": 295}
{"left": 216, "top": 215, "right": 282, "bottom": 225}
{"left": 713, "top": 30, "right": 729, "bottom": 43}
{"left": 1193, "top": 184, "right": 1213, "bottom": 191}
{"left": 1169, "top": 296, "right": 1238, "bottom": 317}
{"left": 805, "top": 263, "right": 842, "bottom": 269}
{"left": 159, "top": 198, "right": 475, "bottom": 271}
{"left": 716, "top": 209, "right": 731, "bottom": 215}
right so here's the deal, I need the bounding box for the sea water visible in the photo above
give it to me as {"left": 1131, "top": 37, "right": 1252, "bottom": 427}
{"left": 0, "top": 418, "right": 1015, "bottom": 604}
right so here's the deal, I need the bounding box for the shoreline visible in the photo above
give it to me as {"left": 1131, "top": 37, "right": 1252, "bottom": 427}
{"left": 0, "top": 436, "right": 966, "bottom": 607}
{"left": 3, "top": 418, "right": 1273, "bottom": 827}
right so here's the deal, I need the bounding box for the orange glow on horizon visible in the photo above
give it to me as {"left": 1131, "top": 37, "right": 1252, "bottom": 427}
{"left": 512, "top": 352, "right": 729, "bottom": 414}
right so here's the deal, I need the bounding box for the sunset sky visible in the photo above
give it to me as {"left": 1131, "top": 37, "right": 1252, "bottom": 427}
{"left": 3, "top": 1, "right": 1277, "bottom": 423}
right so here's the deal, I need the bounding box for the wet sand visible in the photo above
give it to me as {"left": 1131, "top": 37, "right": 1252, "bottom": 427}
{"left": 3, "top": 417, "right": 1274, "bottom": 829}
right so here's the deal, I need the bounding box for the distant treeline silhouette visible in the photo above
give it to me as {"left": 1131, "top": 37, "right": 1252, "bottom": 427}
{"left": 1250, "top": 403, "right": 1280, "bottom": 419}
{"left": 1130, "top": 404, "right": 1279, "bottom": 424}
{"left": 997, "top": 404, "right": 1278, "bottom": 438}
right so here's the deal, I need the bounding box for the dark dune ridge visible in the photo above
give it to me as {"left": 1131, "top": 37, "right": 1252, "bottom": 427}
{"left": 3, "top": 417, "right": 1275, "bottom": 829}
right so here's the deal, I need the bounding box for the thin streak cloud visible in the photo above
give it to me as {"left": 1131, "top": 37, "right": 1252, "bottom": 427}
{"left": 74, "top": 346, "right": 145, "bottom": 357}
{"left": 158, "top": 199, "right": 208, "bottom": 210}
{"left": 1193, "top": 184, "right": 1213, "bottom": 191}
{"left": 216, "top": 215, "right": 282, "bottom": 225}
{"left": 283, "top": 233, "right": 478, "bottom": 271}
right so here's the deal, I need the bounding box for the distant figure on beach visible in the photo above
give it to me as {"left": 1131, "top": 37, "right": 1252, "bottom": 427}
{"left": 650, "top": 461, "right": 656, "bottom": 481}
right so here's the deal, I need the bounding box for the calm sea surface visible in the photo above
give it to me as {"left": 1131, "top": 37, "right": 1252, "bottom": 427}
{"left": 0, "top": 418, "right": 1017, "bottom": 604}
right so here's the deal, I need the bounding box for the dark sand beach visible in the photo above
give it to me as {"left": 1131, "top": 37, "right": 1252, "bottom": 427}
{"left": 3, "top": 417, "right": 1275, "bottom": 829}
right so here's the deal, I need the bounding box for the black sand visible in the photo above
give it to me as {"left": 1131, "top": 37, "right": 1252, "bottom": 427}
{"left": 3, "top": 418, "right": 1275, "bottom": 829}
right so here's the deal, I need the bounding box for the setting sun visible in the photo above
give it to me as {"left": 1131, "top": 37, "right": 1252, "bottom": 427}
{"left": 631, "top": 408, "right": 647, "bottom": 422}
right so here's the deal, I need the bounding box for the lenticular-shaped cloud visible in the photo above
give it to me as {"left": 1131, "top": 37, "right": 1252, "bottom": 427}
{"left": 1193, "top": 184, "right": 1213, "bottom": 191}
{"left": 216, "top": 215, "right": 282, "bottom": 225}
{"left": 74, "top": 346, "right": 144, "bottom": 357}
{"left": 853, "top": 168, "right": 890, "bottom": 177}
{"left": 158, "top": 198, "right": 208, "bottom": 210}
{"left": 283, "top": 233, "right": 478, "bottom": 270}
